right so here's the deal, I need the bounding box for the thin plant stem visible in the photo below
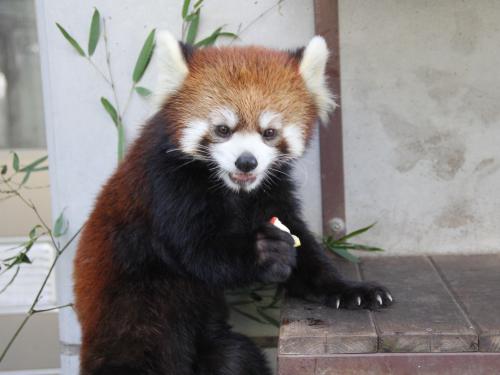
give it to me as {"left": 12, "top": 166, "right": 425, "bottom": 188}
{"left": 32, "top": 303, "right": 74, "bottom": 314}
{"left": 0, "top": 267, "right": 20, "bottom": 294}
{"left": 0, "top": 253, "right": 60, "bottom": 362}
{"left": 231, "top": 0, "right": 286, "bottom": 43}
{"left": 1, "top": 176, "right": 59, "bottom": 251}
{"left": 22, "top": 184, "right": 51, "bottom": 190}
{"left": 0, "top": 194, "right": 15, "bottom": 203}
{"left": 0, "top": 314, "right": 31, "bottom": 362}
{"left": 121, "top": 83, "right": 136, "bottom": 118}
{"left": 85, "top": 57, "right": 112, "bottom": 86}
{"left": 0, "top": 172, "right": 82, "bottom": 362}
{"left": 0, "top": 227, "right": 82, "bottom": 363}
{"left": 102, "top": 18, "right": 123, "bottom": 126}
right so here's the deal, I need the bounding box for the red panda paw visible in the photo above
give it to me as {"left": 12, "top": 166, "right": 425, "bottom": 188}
{"left": 255, "top": 223, "right": 297, "bottom": 283}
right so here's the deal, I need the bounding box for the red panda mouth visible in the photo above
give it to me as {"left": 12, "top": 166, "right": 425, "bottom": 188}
{"left": 229, "top": 172, "right": 257, "bottom": 185}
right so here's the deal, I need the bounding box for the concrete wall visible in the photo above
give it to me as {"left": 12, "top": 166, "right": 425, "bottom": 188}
{"left": 0, "top": 312, "right": 59, "bottom": 372}
{"left": 36, "top": 1, "right": 317, "bottom": 373}
{"left": 340, "top": 0, "right": 500, "bottom": 254}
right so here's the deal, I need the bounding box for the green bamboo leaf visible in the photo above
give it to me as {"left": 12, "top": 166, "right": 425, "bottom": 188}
{"left": 250, "top": 291, "right": 263, "bottom": 301}
{"left": 323, "top": 236, "right": 335, "bottom": 247}
{"left": 218, "top": 32, "right": 238, "bottom": 38}
{"left": 25, "top": 240, "right": 34, "bottom": 252}
{"left": 56, "top": 23, "right": 86, "bottom": 57}
{"left": 354, "top": 244, "right": 384, "bottom": 252}
{"left": 88, "top": 8, "right": 101, "bottom": 56}
{"left": 100, "top": 97, "right": 118, "bottom": 126}
{"left": 11, "top": 152, "right": 19, "bottom": 172}
{"left": 3, "top": 255, "right": 17, "bottom": 262}
{"left": 19, "top": 253, "right": 31, "bottom": 264}
{"left": 29, "top": 225, "right": 43, "bottom": 240}
{"left": 193, "top": 0, "right": 204, "bottom": 11}
{"left": 332, "top": 243, "right": 384, "bottom": 252}
{"left": 184, "top": 12, "right": 198, "bottom": 22}
{"left": 20, "top": 171, "right": 31, "bottom": 186}
{"left": 182, "top": 0, "right": 192, "bottom": 18}
{"left": 329, "top": 247, "right": 360, "bottom": 263}
{"left": 256, "top": 308, "right": 280, "bottom": 327}
{"left": 19, "top": 155, "right": 48, "bottom": 173}
{"left": 228, "top": 300, "right": 255, "bottom": 306}
{"left": 132, "top": 29, "right": 156, "bottom": 83}
{"left": 335, "top": 222, "right": 377, "bottom": 243}
{"left": 0, "top": 266, "right": 20, "bottom": 294}
{"left": 32, "top": 166, "right": 49, "bottom": 172}
{"left": 135, "top": 86, "right": 152, "bottom": 97}
{"left": 9, "top": 253, "right": 32, "bottom": 267}
{"left": 53, "top": 210, "right": 68, "bottom": 238}
{"left": 117, "top": 123, "right": 125, "bottom": 162}
{"left": 266, "top": 287, "right": 283, "bottom": 308}
{"left": 194, "top": 27, "right": 221, "bottom": 47}
{"left": 231, "top": 306, "right": 266, "bottom": 324}
{"left": 185, "top": 10, "right": 200, "bottom": 44}
{"left": 194, "top": 28, "right": 237, "bottom": 47}
{"left": 18, "top": 154, "right": 48, "bottom": 186}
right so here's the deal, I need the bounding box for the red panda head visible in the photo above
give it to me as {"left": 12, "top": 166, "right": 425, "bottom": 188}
{"left": 153, "top": 31, "right": 336, "bottom": 192}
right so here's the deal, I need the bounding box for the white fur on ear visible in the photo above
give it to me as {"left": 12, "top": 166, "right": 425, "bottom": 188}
{"left": 299, "top": 36, "right": 337, "bottom": 124}
{"left": 153, "top": 30, "right": 189, "bottom": 108}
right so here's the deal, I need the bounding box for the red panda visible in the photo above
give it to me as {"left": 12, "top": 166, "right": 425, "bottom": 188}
{"left": 74, "top": 31, "right": 392, "bottom": 375}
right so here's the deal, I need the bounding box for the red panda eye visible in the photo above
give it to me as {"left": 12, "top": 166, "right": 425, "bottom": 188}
{"left": 215, "top": 125, "right": 231, "bottom": 138}
{"left": 263, "top": 128, "right": 277, "bottom": 139}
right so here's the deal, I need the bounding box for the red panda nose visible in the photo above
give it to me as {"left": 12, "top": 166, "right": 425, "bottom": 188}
{"left": 235, "top": 152, "right": 258, "bottom": 173}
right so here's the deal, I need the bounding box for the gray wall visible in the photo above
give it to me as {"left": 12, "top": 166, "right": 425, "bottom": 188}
{"left": 340, "top": 0, "right": 500, "bottom": 254}
{"left": 0, "top": 0, "right": 45, "bottom": 149}
{"left": 0, "top": 312, "right": 59, "bottom": 372}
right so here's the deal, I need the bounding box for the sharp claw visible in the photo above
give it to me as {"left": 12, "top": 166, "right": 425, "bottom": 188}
{"left": 386, "top": 293, "right": 393, "bottom": 302}
{"left": 336, "top": 298, "right": 340, "bottom": 309}
{"left": 376, "top": 295, "right": 383, "bottom": 305}
{"left": 356, "top": 296, "right": 362, "bottom": 306}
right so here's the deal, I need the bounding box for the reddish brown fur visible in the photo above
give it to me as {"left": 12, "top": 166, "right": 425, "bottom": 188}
{"left": 162, "top": 46, "right": 318, "bottom": 145}
{"left": 74, "top": 142, "right": 150, "bottom": 365}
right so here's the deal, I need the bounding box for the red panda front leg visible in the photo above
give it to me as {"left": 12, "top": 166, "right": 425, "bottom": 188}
{"left": 282, "top": 216, "right": 394, "bottom": 310}
{"left": 174, "top": 223, "right": 296, "bottom": 287}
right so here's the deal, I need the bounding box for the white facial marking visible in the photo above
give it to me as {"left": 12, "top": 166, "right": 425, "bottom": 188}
{"left": 299, "top": 36, "right": 337, "bottom": 124}
{"left": 209, "top": 107, "right": 238, "bottom": 129}
{"left": 210, "top": 132, "right": 278, "bottom": 192}
{"left": 179, "top": 119, "right": 209, "bottom": 154}
{"left": 259, "top": 111, "right": 282, "bottom": 130}
{"left": 283, "top": 124, "right": 305, "bottom": 157}
{"left": 153, "top": 30, "right": 189, "bottom": 108}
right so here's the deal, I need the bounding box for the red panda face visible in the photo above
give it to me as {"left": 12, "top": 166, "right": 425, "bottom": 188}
{"left": 154, "top": 32, "right": 336, "bottom": 192}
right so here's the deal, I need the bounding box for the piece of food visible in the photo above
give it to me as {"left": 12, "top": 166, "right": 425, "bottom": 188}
{"left": 269, "top": 217, "right": 301, "bottom": 247}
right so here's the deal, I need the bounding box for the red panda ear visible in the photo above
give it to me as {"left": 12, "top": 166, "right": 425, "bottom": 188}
{"left": 179, "top": 42, "right": 196, "bottom": 64}
{"left": 153, "top": 31, "right": 190, "bottom": 108}
{"left": 288, "top": 47, "right": 305, "bottom": 61}
{"left": 298, "top": 36, "right": 337, "bottom": 124}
